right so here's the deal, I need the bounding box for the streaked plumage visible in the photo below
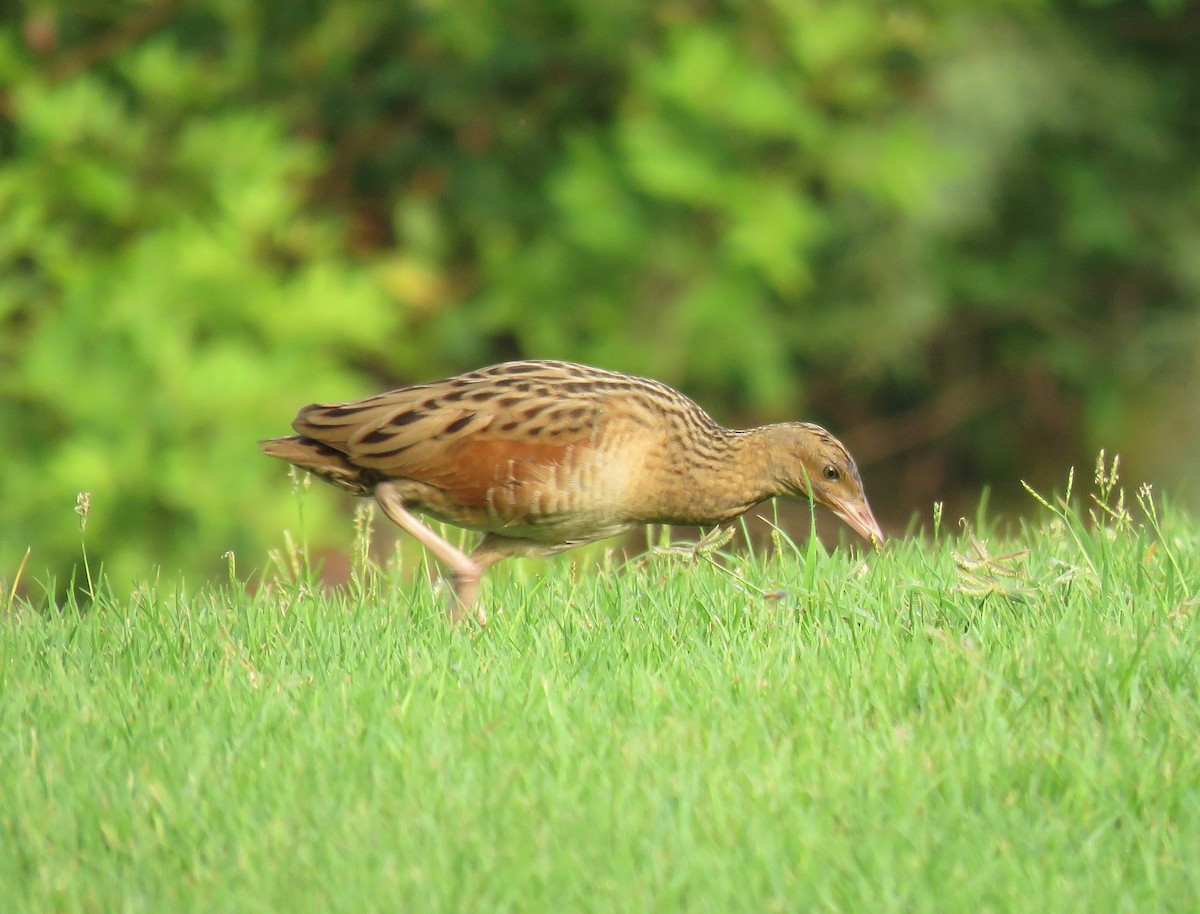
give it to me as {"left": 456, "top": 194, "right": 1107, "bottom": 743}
{"left": 261, "top": 360, "right": 884, "bottom": 621}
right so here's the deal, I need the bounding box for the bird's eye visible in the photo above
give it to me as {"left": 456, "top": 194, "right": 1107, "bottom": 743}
{"left": 822, "top": 464, "right": 840, "bottom": 481}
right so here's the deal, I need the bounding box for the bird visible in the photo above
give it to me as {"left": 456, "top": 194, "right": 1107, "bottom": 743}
{"left": 261, "top": 359, "right": 885, "bottom": 622}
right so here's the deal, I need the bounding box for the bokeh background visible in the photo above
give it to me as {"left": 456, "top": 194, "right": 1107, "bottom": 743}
{"left": 2, "top": 0, "right": 1198, "bottom": 591}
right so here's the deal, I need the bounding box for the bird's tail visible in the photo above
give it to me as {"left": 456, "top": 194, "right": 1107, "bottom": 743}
{"left": 258, "top": 436, "right": 378, "bottom": 496}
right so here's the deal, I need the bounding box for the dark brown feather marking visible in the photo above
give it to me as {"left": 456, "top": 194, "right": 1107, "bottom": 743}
{"left": 369, "top": 443, "right": 414, "bottom": 459}
{"left": 443, "top": 415, "right": 474, "bottom": 435}
{"left": 391, "top": 410, "right": 422, "bottom": 426}
{"left": 360, "top": 428, "right": 394, "bottom": 444}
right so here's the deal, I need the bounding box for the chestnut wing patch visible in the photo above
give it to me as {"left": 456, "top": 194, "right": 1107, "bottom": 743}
{"left": 293, "top": 390, "right": 606, "bottom": 514}
{"left": 402, "top": 437, "right": 583, "bottom": 512}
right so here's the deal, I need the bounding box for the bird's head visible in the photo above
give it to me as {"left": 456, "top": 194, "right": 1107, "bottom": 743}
{"left": 769, "top": 423, "right": 885, "bottom": 546}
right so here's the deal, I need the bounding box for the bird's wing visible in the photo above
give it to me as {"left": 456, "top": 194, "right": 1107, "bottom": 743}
{"left": 291, "top": 376, "right": 607, "bottom": 508}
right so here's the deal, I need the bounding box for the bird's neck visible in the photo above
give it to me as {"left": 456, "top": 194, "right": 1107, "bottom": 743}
{"left": 640, "top": 424, "right": 790, "bottom": 526}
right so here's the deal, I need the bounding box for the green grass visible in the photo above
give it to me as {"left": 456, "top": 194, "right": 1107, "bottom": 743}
{"left": 2, "top": 468, "right": 1198, "bottom": 913}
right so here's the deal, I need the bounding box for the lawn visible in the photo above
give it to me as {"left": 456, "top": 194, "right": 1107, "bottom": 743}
{"left": 2, "top": 467, "right": 1197, "bottom": 913}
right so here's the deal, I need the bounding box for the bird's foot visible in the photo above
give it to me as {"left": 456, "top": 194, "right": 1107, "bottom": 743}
{"left": 633, "top": 526, "right": 736, "bottom": 567}
{"left": 447, "top": 570, "right": 487, "bottom": 626}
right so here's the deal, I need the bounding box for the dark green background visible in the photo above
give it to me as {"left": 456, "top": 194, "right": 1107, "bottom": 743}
{"left": 2, "top": 0, "right": 1197, "bottom": 589}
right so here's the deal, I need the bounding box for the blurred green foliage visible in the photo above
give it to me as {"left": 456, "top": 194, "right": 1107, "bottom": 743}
{"left": 2, "top": 0, "right": 1198, "bottom": 588}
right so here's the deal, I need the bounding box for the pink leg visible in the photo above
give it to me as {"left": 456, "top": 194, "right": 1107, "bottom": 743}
{"left": 374, "top": 483, "right": 486, "bottom": 623}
